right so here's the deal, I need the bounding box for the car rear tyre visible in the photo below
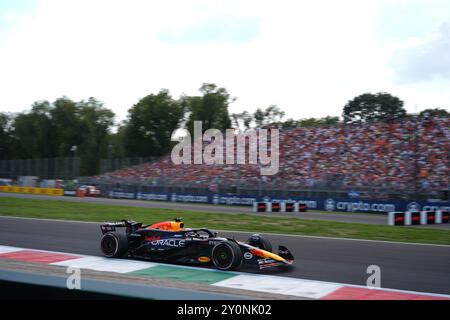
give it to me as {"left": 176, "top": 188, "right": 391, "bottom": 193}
{"left": 247, "top": 234, "right": 272, "bottom": 252}
{"left": 100, "top": 232, "right": 128, "bottom": 258}
{"left": 212, "top": 241, "right": 242, "bottom": 271}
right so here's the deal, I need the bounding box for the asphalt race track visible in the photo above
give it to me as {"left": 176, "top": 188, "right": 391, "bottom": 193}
{"left": 0, "top": 216, "right": 449, "bottom": 295}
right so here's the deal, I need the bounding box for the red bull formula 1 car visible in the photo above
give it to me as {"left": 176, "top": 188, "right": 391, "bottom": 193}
{"left": 99, "top": 218, "right": 294, "bottom": 271}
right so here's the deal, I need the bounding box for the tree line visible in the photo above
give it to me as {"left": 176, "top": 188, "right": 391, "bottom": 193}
{"left": 0, "top": 83, "right": 448, "bottom": 176}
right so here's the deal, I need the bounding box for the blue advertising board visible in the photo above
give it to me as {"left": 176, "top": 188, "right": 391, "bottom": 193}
{"left": 107, "top": 190, "right": 450, "bottom": 214}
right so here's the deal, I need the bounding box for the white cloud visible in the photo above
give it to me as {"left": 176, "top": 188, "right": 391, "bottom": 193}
{"left": 390, "top": 22, "right": 450, "bottom": 83}
{"left": 0, "top": 0, "right": 448, "bottom": 123}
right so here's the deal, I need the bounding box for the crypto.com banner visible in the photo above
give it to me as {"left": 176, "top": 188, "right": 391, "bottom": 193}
{"left": 106, "top": 190, "right": 450, "bottom": 214}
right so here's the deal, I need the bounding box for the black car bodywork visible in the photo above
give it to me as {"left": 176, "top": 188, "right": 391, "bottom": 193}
{"left": 99, "top": 219, "right": 294, "bottom": 271}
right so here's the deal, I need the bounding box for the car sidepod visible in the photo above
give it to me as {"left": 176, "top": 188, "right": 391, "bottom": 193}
{"left": 129, "top": 229, "right": 213, "bottom": 265}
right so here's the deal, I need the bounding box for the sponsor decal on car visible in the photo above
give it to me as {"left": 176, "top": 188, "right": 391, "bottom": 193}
{"left": 144, "top": 235, "right": 161, "bottom": 241}
{"left": 244, "top": 252, "right": 253, "bottom": 260}
{"left": 257, "top": 258, "right": 277, "bottom": 264}
{"left": 150, "top": 239, "right": 186, "bottom": 247}
{"left": 198, "top": 256, "right": 211, "bottom": 263}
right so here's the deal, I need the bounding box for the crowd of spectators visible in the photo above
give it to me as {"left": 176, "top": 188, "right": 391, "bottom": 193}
{"left": 95, "top": 116, "right": 449, "bottom": 193}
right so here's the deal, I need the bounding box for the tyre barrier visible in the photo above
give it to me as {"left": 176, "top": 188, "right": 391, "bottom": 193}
{"left": 441, "top": 211, "right": 450, "bottom": 223}
{"left": 409, "top": 211, "right": 421, "bottom": 225}
{"left": 435, "top": 210, "right": 449, "bottom": 224}
{"left": 271, "top": 202, "right": 281, "bottom": 212}
{"left": 285, "top": 202, "right": 297, "bottom": 212}
{"left": 422, "top": 211, "right": 435, "bottom": 225}
{"left": 388, "top": 210, "right": 449, "bottom": 226}
{"left": 253, "top": 202, "right": 269, "bottom": 212}
{"left": 299, "top": 203, "right": 307, "bottom": 212}
{"left": 388, "top": 212, "right": 406, "bottom": 226}
{"left": 253, "top": 201, "right": 307, "bottom": 213}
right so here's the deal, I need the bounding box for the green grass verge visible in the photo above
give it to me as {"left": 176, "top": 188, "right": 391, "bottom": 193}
{"left": 0, "top": 197, "right": 449, "bottom": 245}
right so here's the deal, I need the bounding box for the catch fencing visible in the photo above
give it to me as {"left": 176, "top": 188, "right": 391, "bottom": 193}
{"left": 0, "top": 157, "right": 80, "bottom": 180}
{"left": 99, "top": 157, "right": 159, "bottom": 174}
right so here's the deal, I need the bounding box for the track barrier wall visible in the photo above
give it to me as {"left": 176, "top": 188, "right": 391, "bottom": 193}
{"left": 103, "top": 190, "right": 450, "bottom": 214}
{"left": 388, "top": 210, "right": 449, "bottom": 226}
{"left": 252, "top": 201, "right": 308, "bottom": 213}
{"left": 1, "top": 186, "right": 433, "bottom": 214}
{"left": 2, "top": 184, "right": 448, "bottom": 215}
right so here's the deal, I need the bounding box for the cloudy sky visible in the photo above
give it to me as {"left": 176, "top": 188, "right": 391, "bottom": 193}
{"left": 0, "top": 0, "right": 449, "bottom": 123}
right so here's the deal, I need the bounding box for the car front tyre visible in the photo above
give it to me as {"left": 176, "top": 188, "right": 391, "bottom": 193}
{"left": 211, "top": 241, "right": 243, "bottom": 271}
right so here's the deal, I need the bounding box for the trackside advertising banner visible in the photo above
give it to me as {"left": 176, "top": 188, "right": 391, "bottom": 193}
{"left": 106, "top": 190, "right": 450, "bottom": 214}
{"left": 0, "top": 185, "right": 63, "bottom": 196}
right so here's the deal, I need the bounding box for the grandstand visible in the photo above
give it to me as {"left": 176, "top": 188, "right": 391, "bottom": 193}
{"left": 88, "top": 116, "right": 449, "bottom": 199}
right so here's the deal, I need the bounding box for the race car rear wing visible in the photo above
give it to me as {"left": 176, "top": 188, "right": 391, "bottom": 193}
{"left": 100, "top": 220, "right": 142, "bottom": 235}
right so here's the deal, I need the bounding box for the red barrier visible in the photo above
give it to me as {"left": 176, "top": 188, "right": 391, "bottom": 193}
{"left": 271, "top": 202, "right": 281, "bottom": 212}
{"left": 388, "top": 212, "right": 406, "bottom": 225}
{"left": 410, "top": 211, "right": 421, "bottom": 225}
{"left": 390, "top": 210, "right": 448, "bottom": 226}
{"left": 425, "top": 211, "right": 436, "bottom": 224}
{"left": 256, "top": 202, "right": 267, "bottom": 212}
{"left": 394, "top": 212, "right": 405, "bottom": 225}
{"left": 285, "top": 202, "right": 295, "bottom": 212}
{"left": 441, "top": 211, "right": 449, "bottom": 223}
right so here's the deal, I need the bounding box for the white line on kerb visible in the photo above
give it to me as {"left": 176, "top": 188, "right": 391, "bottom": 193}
{"left": 0, "top": 215, "right": 450, "bottom": 248}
